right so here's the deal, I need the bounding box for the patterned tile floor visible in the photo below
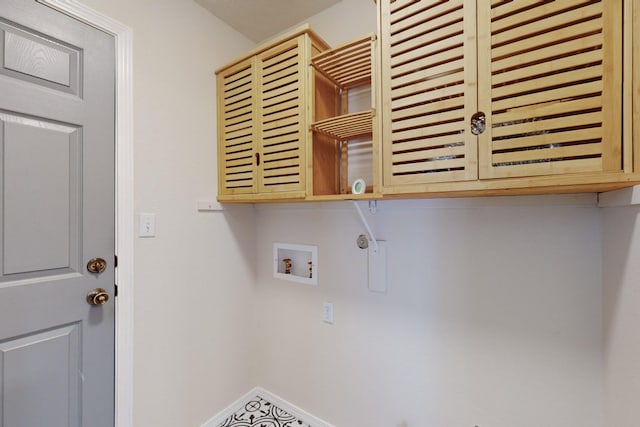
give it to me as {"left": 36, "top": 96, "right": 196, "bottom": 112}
{"left": 218, "top": 395, "right": 312, "bottom": 427}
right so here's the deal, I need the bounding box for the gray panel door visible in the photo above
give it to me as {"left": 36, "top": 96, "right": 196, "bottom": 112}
{"left": 0, "top": 0, "right": 115, "bottom": 425}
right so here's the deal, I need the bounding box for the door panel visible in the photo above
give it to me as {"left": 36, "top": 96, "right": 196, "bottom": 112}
{"left": 381, "top": 0, "right": 479, "bottom": 187}
{"left": 0, "top": 19, "right": 82, "bottom": 95}
{"left": 477, "top": 0, "right": 622, "bottom": 178}
{"left": 2, "top": 114, "right": 80, "bottom": 276}
{"left": 0, "top": 323, "right": 81, "bottom": 427}
{"left": 217, "top": 58, "right": 258, "bottom": 195}
{"left": 256, "top": 37, "right": 306, "bottom": 193}
{"left": 0, "top": 0, "right": 115, "bottom": 425}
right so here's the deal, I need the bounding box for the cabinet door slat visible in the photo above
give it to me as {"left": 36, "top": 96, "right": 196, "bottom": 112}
{"left": 262, "top": 140, "right": 299, "bottom": 154}
{"left": 391, "top": 70, "right": 464, "bottom": 99}
{"left": 392, "top": 119, "right": 466, "bottom": 141}
{"left": 391, "top": 108, "right": 465, "bottom": 132}
{"left": 492, "top": 112, "right": 603, "bottom": 139}
{"left": 392, "top": 144, "right": 467, "bottom": 163}
{"left": 392, "top": 97, "right": 464, "bottom": 121}
{"left": 262, "top": 122, "right": 300, "bottom": 138}
{"left": 492, "top": 50, "right": 602, "bottom": 86}
{"left": 390, "top": 0, "right": 463, "bottom": 34}
{"left": 487, "top": 158, "right": 602, "bottom": 176}
{"left": 392, "top": 133, "right": 465, "bottom": 152}
{"left": 491, "top": 64, "right": 603, "bottom": 100}
{"left": 392, "top": 157, "right": 467, "bottom": 174}
{"left": 491, "top": 80, "right": 603, "bottom": 113}
{"left": 491, "top": 0, "right": 600, "bottom": 35}
{"left": 391, "top": 82, "right": 465, "bottom": 113}
{"left": 262, "top": 99, "right": 299, "bottom": 118}
{"left": 391, "top": 9, "right": 464, "bottom": 49}
{"left": 492, "top": 128, "right": 601, "bottom": 152}
{"left": 391, "top": 46, "right": 464, "bottom": 78}
{"left": 492, "top": 33, "right": 604, "bottom": 74}
{"left": 492, "top": 97, "right": 603, "bottom": 126}
{"left": 392, "top": 58, "right": 464, "bottom": 88}
{"left": 491, "top": 13, "right": 603, "bottom": 60}
{"left": 390, "top": 26, "right": 464, "bottom": 64}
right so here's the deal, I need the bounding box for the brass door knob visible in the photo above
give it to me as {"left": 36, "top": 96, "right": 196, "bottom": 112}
{"left": 87, "top": 288, "right": 109, "bottom": 306}
{"left": 87, "top": 258, "right": 107, "bottom": 274}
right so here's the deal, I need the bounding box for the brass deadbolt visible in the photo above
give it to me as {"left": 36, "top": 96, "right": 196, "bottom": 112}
{"left": 87, "top": 258, "right": 107, "bottom": 274}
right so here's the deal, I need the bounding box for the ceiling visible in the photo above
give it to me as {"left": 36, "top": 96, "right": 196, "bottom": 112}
{"left": 194, "top": 0, "right": 342, "bottom": 43}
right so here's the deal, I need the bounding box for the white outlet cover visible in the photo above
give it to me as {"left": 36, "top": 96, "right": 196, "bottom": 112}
{"left": 138, "top": 213, "right": 156, "bottom": 237}
{"left": 322, "top": 302, "right": 334, "bottom": 324}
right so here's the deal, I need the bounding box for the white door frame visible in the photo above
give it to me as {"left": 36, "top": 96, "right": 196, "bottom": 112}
{"left": 36, "top": 1, "right": 134, "bottom": 426}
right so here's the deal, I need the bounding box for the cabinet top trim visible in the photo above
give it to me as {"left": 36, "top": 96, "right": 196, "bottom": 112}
{"left": 215, "top": 24, "right": 330, "bottom": 74}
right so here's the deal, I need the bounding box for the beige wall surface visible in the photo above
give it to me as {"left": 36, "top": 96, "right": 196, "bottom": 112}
{"left": 253, "top": 199, "right": 604, "bottom": 427}
{"left": 603, "top": 205, "right": 640, "bottom": 426}
{"left": 74, "top": 0, "right": 256, "bottom": 425}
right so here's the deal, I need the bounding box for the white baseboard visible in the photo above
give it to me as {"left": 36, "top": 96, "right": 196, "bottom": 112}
{"left": 201, "top": 386, "right": 334, "bottom": 427}
{"left": 201, "top": 387, "right": 259, "bottom": 427}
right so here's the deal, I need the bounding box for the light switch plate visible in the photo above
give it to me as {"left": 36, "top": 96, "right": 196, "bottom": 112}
{"left": 138, "top": 213, "right": 156, "bottom": 237}
{"left": 322, "top": 302, "right": 334, "bottom": 324}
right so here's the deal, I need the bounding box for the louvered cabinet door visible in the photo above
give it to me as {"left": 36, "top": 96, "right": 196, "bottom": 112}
{"left": 381, "top": 0, "right": 479, "bottom": 188}
{"left": 256, "top": 36, "right": 307, "bottom": 194}
{"left": 478, "top": 0, "right": 622, "bottom": 179}
{"left": 217, "top": 58, "right": 257, "bottom": 195}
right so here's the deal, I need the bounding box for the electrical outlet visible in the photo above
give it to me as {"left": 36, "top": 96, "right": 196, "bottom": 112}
{"left": 322, "top": 302, "right": 334, "bottom": 324}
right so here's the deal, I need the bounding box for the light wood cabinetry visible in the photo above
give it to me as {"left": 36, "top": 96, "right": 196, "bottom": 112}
{"left": 216, "top": 27, "right": 329, "bottom": 201}
{"left": 309, "top": 34, "right": 381, "bottom": 199}
{"left": 216, "top": 2, "right": 640, "bottom": 203}
{"left": 633, "top": 0, "right": 640, "bottom": 172}
{"left": 216, "top": 57, "right": 256, "bottom": 196}
{"left": 380, "top": 0, "right": 478, "bottom": 186}
{"left": 379, "top": 0, "right": 640, "bottom": 197}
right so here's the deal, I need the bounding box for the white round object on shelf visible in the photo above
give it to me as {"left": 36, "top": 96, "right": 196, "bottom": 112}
{"left": 352, "top": 178, "right": 366, "bottom": 195}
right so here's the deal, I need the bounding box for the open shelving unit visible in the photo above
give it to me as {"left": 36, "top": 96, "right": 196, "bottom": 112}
{"left": 309, "top": 33, "right": 380, "bottom": 198}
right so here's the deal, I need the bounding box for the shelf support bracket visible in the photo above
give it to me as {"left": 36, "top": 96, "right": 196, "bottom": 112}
{"left": 352, "top": 200, "right": 379, "bottom": 254}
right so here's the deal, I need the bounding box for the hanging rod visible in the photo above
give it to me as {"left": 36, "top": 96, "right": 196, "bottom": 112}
{"left": 352, "top": 200, "right": 379, "bottom": 254}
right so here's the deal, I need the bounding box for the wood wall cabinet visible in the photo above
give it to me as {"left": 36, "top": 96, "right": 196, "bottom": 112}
{"left": 216, "top": 2, "right": 640, "bottom": 203}
{"left": 379, "top": 0, "right": 640, "bottom": 197}
{"left": 216, "top": 27, "right": 329, "bottom": 201}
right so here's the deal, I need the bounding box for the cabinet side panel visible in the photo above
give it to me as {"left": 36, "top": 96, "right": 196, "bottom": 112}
{"left": 634, "top": 0, "right": 640, "bottom": 172}
{"left": 312, "top": 73, "right": 341, "bottom": 195}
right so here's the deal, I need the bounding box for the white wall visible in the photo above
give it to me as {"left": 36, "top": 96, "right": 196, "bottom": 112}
{"left": 268, "top": 0, "right": 377, "bottom": 45}
{"left": 74, "top": 0, "right": 257, "bottom": 425}
{"left": 253, "top": 197, "right": 604, "bottom": 427}
{"left": 603, "top": 204, "right": 640, "bottom": 426}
